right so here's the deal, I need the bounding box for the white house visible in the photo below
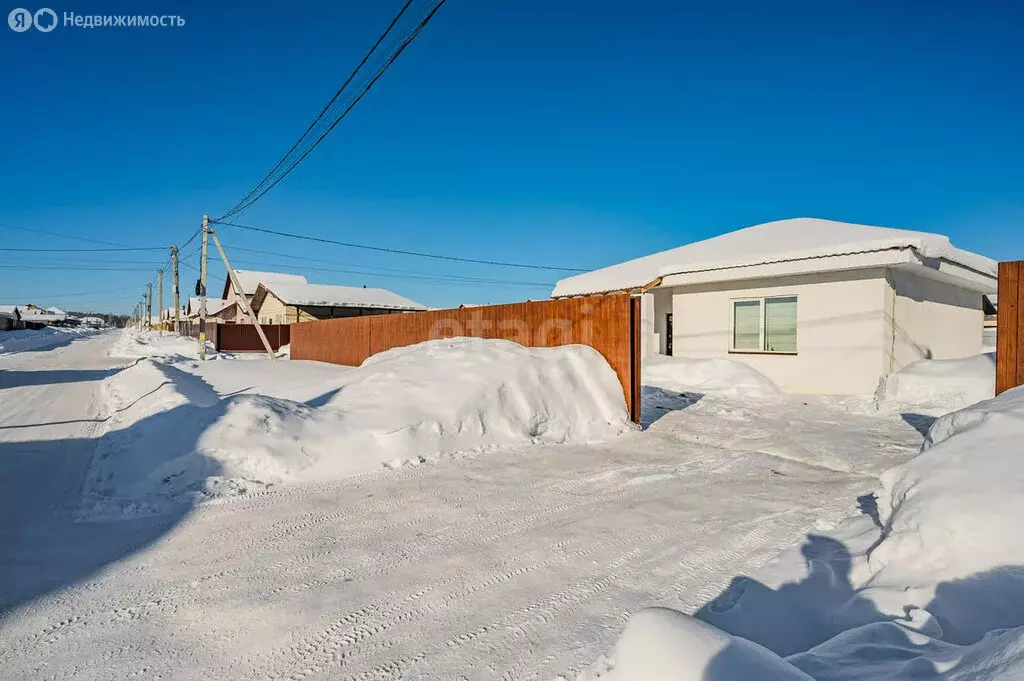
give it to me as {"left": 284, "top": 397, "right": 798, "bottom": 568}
{"left": 552, "top": 218, "right": 998, "bottom": 395}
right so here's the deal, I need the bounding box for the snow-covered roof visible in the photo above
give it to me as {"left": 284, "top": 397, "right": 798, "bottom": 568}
{"left": 21, "top": 306, "right": 67, "bottom": 321}
{"left": 0, "top": 305, "right": 21, "bottom": 316}
{"left": 254, "top": 282, "right": 427, "bottom": 312}
{"left": 223, "top": 270, "right": 309, "bottom": 298}
{"left": 552, "top": 218, "right": 998, "bottom": 297}
{"left": 186, "top": 297, "right": 231, "bottom": 317}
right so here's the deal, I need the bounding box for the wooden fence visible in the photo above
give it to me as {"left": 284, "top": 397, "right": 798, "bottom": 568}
{"left": 291, "top": 294, "right": 643, "bottom": 423}
{"left": 997, "top": 261, "right": 1024, "bottom": 395}
{"left": 215, "top": 324, "right": 290, "bottom": 353}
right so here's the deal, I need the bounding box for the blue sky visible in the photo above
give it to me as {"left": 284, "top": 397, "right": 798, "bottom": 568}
{"left": 1, "top": 0, "right": 1021, "bottom": 313}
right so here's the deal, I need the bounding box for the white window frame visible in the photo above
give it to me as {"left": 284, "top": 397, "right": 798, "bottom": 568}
{"left": 729, "top": 295, "right": 798, "bottom": 354}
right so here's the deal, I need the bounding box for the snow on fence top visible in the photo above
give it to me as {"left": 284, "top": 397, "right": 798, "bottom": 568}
{"left": 551, "top": 217, "right": 997, "bottom": 297}
{"left": 257, "top": 281, "right": 427, "bottom": 311}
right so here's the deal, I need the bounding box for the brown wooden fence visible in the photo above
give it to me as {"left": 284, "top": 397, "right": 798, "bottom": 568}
{"left": 215, "top": 324, "right": 290, "bottom": 353}
{"left": 291, "top": 294, "right": 643, "bottom": 422}
{"left": 997, "top": 261, "right": 1023, "bottom": 395}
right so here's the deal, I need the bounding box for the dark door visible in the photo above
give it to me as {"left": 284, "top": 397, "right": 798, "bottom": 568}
{"left": 665, "top": 313, "right": 673, "bottom": 356}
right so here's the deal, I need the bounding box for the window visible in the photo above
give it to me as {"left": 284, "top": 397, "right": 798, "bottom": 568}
{"left": 731, "top": 296, "right": 797, "bottom": 353}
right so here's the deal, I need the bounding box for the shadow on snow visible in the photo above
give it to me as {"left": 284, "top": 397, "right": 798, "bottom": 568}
{"left": 693, "top": 528, "right": 1024, "bottom": 679}
{"left": 641, "top": 386, "right": 704, "bottom": 430}
{"left": 0, "top": 368, "right": 226, "bottom": 622}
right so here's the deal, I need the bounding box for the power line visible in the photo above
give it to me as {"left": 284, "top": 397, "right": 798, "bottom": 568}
{"left": 211, "top": 220, "right": 588, "bottom": 272}
{"left": 217, "top": 0, "right": 448, "bottom": 219}
{"left": 0, "top": 222, "right": 153, "bottom": 249}
{"left": 224, "top": 257, "right": 553, "bottom": 288}
{"left": 0, "top": 264, "right": 157, "bottom": 272}
{"left": 223, "top": 245, "right": 554, "bottom": 285}
{"left": 0, "top": 246, "right": 165, "bottom": 252}
{"left": 221, "top": 0, "right": 417, "bottom": 220}
{"left": 15, "top": 285, "right": 146, "bottom": 300}
{"left": 179, "top": 224, "right": 203, "bottom": 252}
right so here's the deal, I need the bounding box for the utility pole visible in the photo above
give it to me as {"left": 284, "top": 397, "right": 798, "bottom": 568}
{"left": 146, "top": 283, "right": 153, "bottom": 331}
{"left": 198, "top": 214, "right": 208, "bottom": 361}
{"left": 208, "top": 225, "right": 276, "bottom": 360}
{"left": 157, "top": 268, "right": 164, "bottom": 335}
{"left": 171, "top": 245, "right": 181, "bottom": 335}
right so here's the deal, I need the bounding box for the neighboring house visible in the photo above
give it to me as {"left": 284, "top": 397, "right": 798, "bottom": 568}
{"left": 220, "top": 271, "right": 309, "bottom": 323}
{"left": 81, "top": 316, "right": 105, "bottom": 328}
{"left": 551, "top": 217, "right": 998, "bottom": 395}
{"left": 983, "top": 294, "right": 997, "bottom": 349}
{"left": 17, "top": 304, "right": 68, "bottom": 329}
{"left": 250, "top": 282, "right": 427, "bottom": 324}
{"left": 0, "top": 305, "right": 22, "bottom": 331}
{"left": 185, "top": 297, "right": 231, "bottom": 321}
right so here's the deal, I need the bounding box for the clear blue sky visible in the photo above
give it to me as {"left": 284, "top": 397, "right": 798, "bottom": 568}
{"left": 1, "top": 0, "right": 1021, "bottom": 313}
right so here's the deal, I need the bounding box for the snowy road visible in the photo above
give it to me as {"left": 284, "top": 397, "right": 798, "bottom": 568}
{"left": 0, "top": 334, "right": 923, "bottom": 680}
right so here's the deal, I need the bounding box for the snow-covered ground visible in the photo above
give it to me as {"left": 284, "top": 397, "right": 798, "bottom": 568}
{"left": 0, "top": 333, "right": 995, "bottom": 679}
{"left": 579, "top": 363, "right": 1023, "bottom": 681}
{"left": 0, "top": 325, "right": 100, "bottom": 355}
{"left": 83, "top": 333, "right": 632, "bottom": 518}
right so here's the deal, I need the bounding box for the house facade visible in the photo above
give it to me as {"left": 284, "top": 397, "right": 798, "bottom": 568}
{"left": 250, "top": 282, "right": 426, "bottom": 324}
{"left": 220, "top": 271, "right": 308, "bottom": 323}
{"left": 0, "top": 305, "right": 21, "bottom": 331}
{"left": 552, "top": 218, "right": 998, "bottom": 395}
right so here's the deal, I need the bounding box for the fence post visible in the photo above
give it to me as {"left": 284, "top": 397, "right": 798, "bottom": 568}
{"left": 997, "top": 261, "right": 1022, "bottom": 395}
{"left": 629, "top": 296, "right": 642, "bottom": 424}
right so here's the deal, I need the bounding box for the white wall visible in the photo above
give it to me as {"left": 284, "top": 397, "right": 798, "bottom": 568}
{"left": 884, "top": 269, "right": 983, "bottom": 371}
{"left": 665, "top": 269, "right": 890, "bottom": 395}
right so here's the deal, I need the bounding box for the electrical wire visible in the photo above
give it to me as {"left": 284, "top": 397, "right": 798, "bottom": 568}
{"left": 0, "top": 264, "right": 156, "bottom": 272}
{"left": 0, "top": 223, "right": 149, "bottom": 248}
{"left": 223, "top": 245, "right": 554, "bottom": 285}
{"left": 221, "top": 0, "right": 418, "bottom": 219}
{"left": 217, "top": 0, "right": 448, "bottom": 219}
{"left": 0, "top": 246, "right": 165, "bottom": 252}
{"left": 211, "top": 220, "right": 587, "bottom": 272}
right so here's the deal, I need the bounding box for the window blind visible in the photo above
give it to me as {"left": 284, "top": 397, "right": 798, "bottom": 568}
{"left": 764, "top": 296, "right": 797, "bottom": 352}
{"left": 733, "top": 300, "right": 761, "bottom": 350}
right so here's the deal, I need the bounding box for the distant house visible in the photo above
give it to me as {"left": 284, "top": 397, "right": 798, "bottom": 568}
{"left": 15, "top": 304, "right": 68, "bottom": 329}
{"left": 983, "top": 294, "right": 997, "bottom": 349}
{"left": 185, "top": 297, "right": 231, "bottom": 322}
{"left": 0, "top": 305, "right": 22, "bottom": 331}
{"left": 552, "top": 218, "right": 998, "bottom": 395}
{"left": 250, "top": 282, "right": 427, "bottom": 324}
{"left": 220, "top": 271, "right": 308, "bottom": 323}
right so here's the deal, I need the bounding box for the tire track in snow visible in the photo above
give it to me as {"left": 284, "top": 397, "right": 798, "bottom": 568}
{"left": 3, "top": 457, "right": 693, "bottom": 663}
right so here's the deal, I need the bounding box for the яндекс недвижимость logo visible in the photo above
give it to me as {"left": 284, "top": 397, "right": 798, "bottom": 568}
{"left": 8, "top": 7, "right": 57, "bottom": 31}
{"left": 8, "top": 8, "right": 184, "bottom": 30}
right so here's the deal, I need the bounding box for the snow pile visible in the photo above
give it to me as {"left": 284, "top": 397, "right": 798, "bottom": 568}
{"left": 643, "top": 355, "right": 779, "bottom": 397}
{"left": 0, "top": 326, "right": 97, "bottom": 354}
{"left": 576, "top": 608, "right": 811, "bottom": 681}
{"left": 82, "top": 338, "right": 632, "bottom": 517}
{"left": 863, "top": 386, "right": 1024, "bottom": 643}
{"left": 107, "top": 328, "right": 207, "bottom": 360}
{"left": 581, "top": 386, "right": 1024, "bottom": 681}
{"left": 875, "top": 352, "right": 995, "bottom": 414}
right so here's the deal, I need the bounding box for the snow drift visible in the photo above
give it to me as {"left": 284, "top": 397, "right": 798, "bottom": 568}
{"left": 643, "top": 355, "right": 779, "bottom": 398}
{"left": 875, "top": 352, "right": 995, "bottom": 414}
{"left": 576, "top": 607, "right": 811, "bottom": 681}
{"left": 107, "top": 328, "right": 204, "bottom": 360}
{"left": 0, "top": 326, "right": 97, "bottom": 354}
{"left": 82, "top": 338, "right": 632, "bottom": 517}
{"left": 580, "top": 385, "right": 1024, "bottom": 681}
